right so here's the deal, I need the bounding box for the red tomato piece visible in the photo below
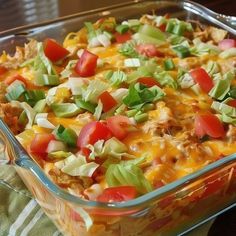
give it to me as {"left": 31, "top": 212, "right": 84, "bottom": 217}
{"left": 75, "top": 49, "right": 98, "bottom": 77}
{"left": 136, "top": 44, "right": 164, "bottom": 57}
{"left": 44, "top": 38, "right": 69, "bottom": 62}
{"left": 4, "top": 74, "right": 28, "bottom": 87}
{"left": 0, "top": 66, "right": 7, "bottom": 76}
{"left": 30, "top": 133, "right": 55, "bottom": 154}
{"left": 77, "top": 121, "right": 112, "bottom": 148}
{"left": 106, "top": 115, "right": 132, "bottom": 140}
{"left": 137, "top": 77, "right": 160, "bottom": 88}
{"left": 194, "top": 113, "right": 225, "bottom": 138}
{"left": 218, "top": 39, "right": 236, "bottom": 50}
{"left": 227, "top": 99, "right": 236, "bottom": 108}
{"left": 97, "top": 186, "right": 137, "bottom": 203}
{"left": 99, "top": 91, "right": 118, "bottom": 112}
{"left": 190, "top": 68, "right": 214, "bottom": 93}
{"left": 158, "top": 24, "right": 166, "bottom": 32}
{"left": 114, "top": 31, "right": 132, "bottom": 44}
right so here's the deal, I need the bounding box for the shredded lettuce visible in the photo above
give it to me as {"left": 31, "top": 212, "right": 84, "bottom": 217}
{"left": 55, "top": 154, "right": 99, "bottom": 177}
{"left": 190, "top": 38, "right": 220, "bottom": 56}
{"left": 154, "top": 71, "right": 178, "bottom": 89}
{"left": 10, "top": 101, "right": 36, "bottom": 128}
{"left": 209, "top": 75, "right": 232, "bottom": 100}
{"left": 119, "top": 41, "right": 139, "bottom": 58}
{"left": 94, "top": 100, "right": 103, "bottom": 120}
{"left": 177, "top": 70, "right": 195, "bottom": 89}
{"left": 123, "top": 83, "right": 165, "bottom": 109}
{"left": 211, "top": 99, "right": 236, "bottom": 117}
{"left": 108, "top": 70, "right": 127, "bottom": 87}
{"left": 82, "top": 79, "right": 109, "bottom": 103}
{"left": 106, "top": 163, "right": 153, "bottom": 194}
{"left": 219, "top": 113, "right": 236, "bottom": 125}
{"left": 87, "top": 137, "right": 130, "bottom": 160}
{"left": 219, "top": 47, "right": 236, "bottom": 59}
{"left": 60, "top": 60, "right": 77, "bottom": 79}
{"left": 204, "top": 61, "right": 219, "bottom": 76}
{"left": 51, "top": 103, "right": 81, "bottom": 117}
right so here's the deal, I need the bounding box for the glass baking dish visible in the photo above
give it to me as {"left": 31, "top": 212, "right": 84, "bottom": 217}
{"left": 0, "top": 1, "right": 236, "bottom": 235}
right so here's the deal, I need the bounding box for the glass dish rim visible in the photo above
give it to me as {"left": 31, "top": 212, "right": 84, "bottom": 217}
{"left": 1, "top": 0, "right": 236, "bottom": 210}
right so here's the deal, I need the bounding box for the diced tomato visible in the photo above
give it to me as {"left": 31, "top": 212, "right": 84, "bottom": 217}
{"left": 30, "top": 133, "right": 55, "bottom": 154}
{"left": 75, "top": 49, "right": 98, "bottom": 77}
{"left": 218, "top": 39, "right": 236, "bottom": 50}
{"left": 77, "top": 121, "right": 112, "bottom": 148}
{"left": 227, "top": 99, "right": 236, "bottom": 108}
{"left": 106, "top": 115, "right": 132, "bottom": 140}
{"left": 158, "top": 24, "right": 166, "bottom": 32}
{"left": 136, "top": 44, "right": 164, "bottom": 57}
{"left": 4, "top": 74, "right": 28, "bottom": 87}
{"left": 98, "top": 91, "right": 118, "bottom": 112}
{"left": 97, "top": 186, "right": 137, "bottom": 203}
{"left": 137, "top": 77, "right": 160, "bottom": 87}
{"left": 44, "top": 38, "right": 69, "bottom": 62}
{"left": 190, "top": 68, "right": 214, "bottom": 93}
{"left": 194, "top": 113, "right": 225, "bottom": 138}
{"left": 114, "top": 31, "right": 132, "bottom": 44}
{"left": 0, "top": 66, "right": 7, "bottom": 76}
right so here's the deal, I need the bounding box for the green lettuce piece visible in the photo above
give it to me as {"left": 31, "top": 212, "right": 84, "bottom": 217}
{"left": 60, "top": 60, "right": 77, "bottom": 79}
{"left": 108, "top": 70, "right": 127, "bottom": 87}
{"left": 205, "top": 61, "right": 219, "bottom": 76}
{"left": 219, "top": 48, "right": 236, "bottom": 59}
{"left": 55, "top": 154, "right": 99, "bottom": 177}
{"left": 211, "top": 99, "right": 236, "bottom": 117}
{"left": 106, "top": 163, "right": 153, "bottom": 194}
{"left": 123, "top": 83, "right": 165, "bottom": 109}
{"left": 219, "top": 113, "right": 236, "bottom": 125}
{"left": 190, "top": 38, "right": 220, "bottom": 56}
{"left": 119, "top": 41, "right": 139, "bottom": 58}
{"left": 154, "top": 71, "right": 178, "bottom": 89}
{"left": 82, "top": 79, "right": 109, "bottom": 103}
{"left": 94, "top": 100, "right": 103, "bottom": 120}
{"left": 48, "top": 151, "right": 72, "bottom": 159}
{"left": 51, "top": 103, "right": 81, "bottom": 117}
{"left": 87, "top": 137, "right": 131, "bottom": 160}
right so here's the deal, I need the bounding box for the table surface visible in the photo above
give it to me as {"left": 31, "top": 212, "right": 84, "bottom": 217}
{"left": 0, "top": 0, "right": 235, "bottom": 235}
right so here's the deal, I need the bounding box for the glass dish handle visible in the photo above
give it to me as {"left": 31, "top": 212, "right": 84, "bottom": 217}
{"left": 0, "top": 118, "right": 29, "bottom": 166}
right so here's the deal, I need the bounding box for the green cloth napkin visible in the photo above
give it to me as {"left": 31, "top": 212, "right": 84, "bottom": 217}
{"left": 0, "top": 165, "right": 213, "bottom": 236}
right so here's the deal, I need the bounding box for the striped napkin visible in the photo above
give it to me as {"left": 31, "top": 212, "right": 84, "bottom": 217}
{"left": 0, "top": 165, "right": 213, "bottom": 236}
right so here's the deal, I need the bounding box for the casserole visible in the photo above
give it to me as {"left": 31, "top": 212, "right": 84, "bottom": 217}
{"left": 0, "top": 1, "right": 236, "bottom": 235}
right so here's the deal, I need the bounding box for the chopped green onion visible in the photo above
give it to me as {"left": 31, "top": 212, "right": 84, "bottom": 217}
{"left": 126, "top": 109, "right": 138, "bottom": 117}
{"left": 84, "top": 22, "right": 96, "bottom": 40}
{"left": 75, "top": 98, "right": 96, "bottom": 113}
{"left": 5, "top": 84, "right": 26, "bottom": 101}
{"left": 172, "top": 45, "right": 190, "bottom": 58}
{"left": 154, "top": 71, "right": 178, "bottom": 89}
{"left": 209, "top": 78, "right": 231, "bottom": 100}
{"left": 42, "top": 74, "right": 60, "bottom": 86}
{"left": 48, "top": 151, "right": 71, "bottom": 159}
{"left": 229, "top": 88, "right": 236, "bottom": 98}
{"left": 119, "top": 41, "right": 139, "bottom": 58}
{"left": 109, "top": 70, "right": 127, "bottom": 87}
{"left": 165, "top": 21, "right": 175, "bottom": 33}
{"left": 54, "top": 125, "right": 78, "bottom": 147}
{"left": 115, "top": 104, "right": 126, "bottom": 115}
{"left": 116, "top": 24, "right": 129, "bottom": 34}
{"left": 23, "top": 90, "right": 45, "bottom": 106}
{"left": 18, "top": 111, "right": 28, "bottom": 126}
{"left": 164, "top": 58, "right": 175, "bottom": 70}
{"left": 142, "top": 103, "right": 155, "bottom": 112}
{"left": 134, "top": 112, "right": 148, "bottom": 123}
{"left": 172, "top": 23, "right": 186, "bottom": 36}
{"left": 33, "top": 99, "right": 46, "bottom": 113}
{"left": 51, "top": 103, "right": 81, "bottom": 118}
{"left": 138, "top": 24, "right": 165, "bottom": 41}
{"left": 132, "top": 33, "right": 165, "bottom": 45}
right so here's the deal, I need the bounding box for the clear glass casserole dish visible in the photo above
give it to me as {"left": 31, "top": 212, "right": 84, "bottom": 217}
{"left": 0, "top": 1, "right": 236, "bottom": 235}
